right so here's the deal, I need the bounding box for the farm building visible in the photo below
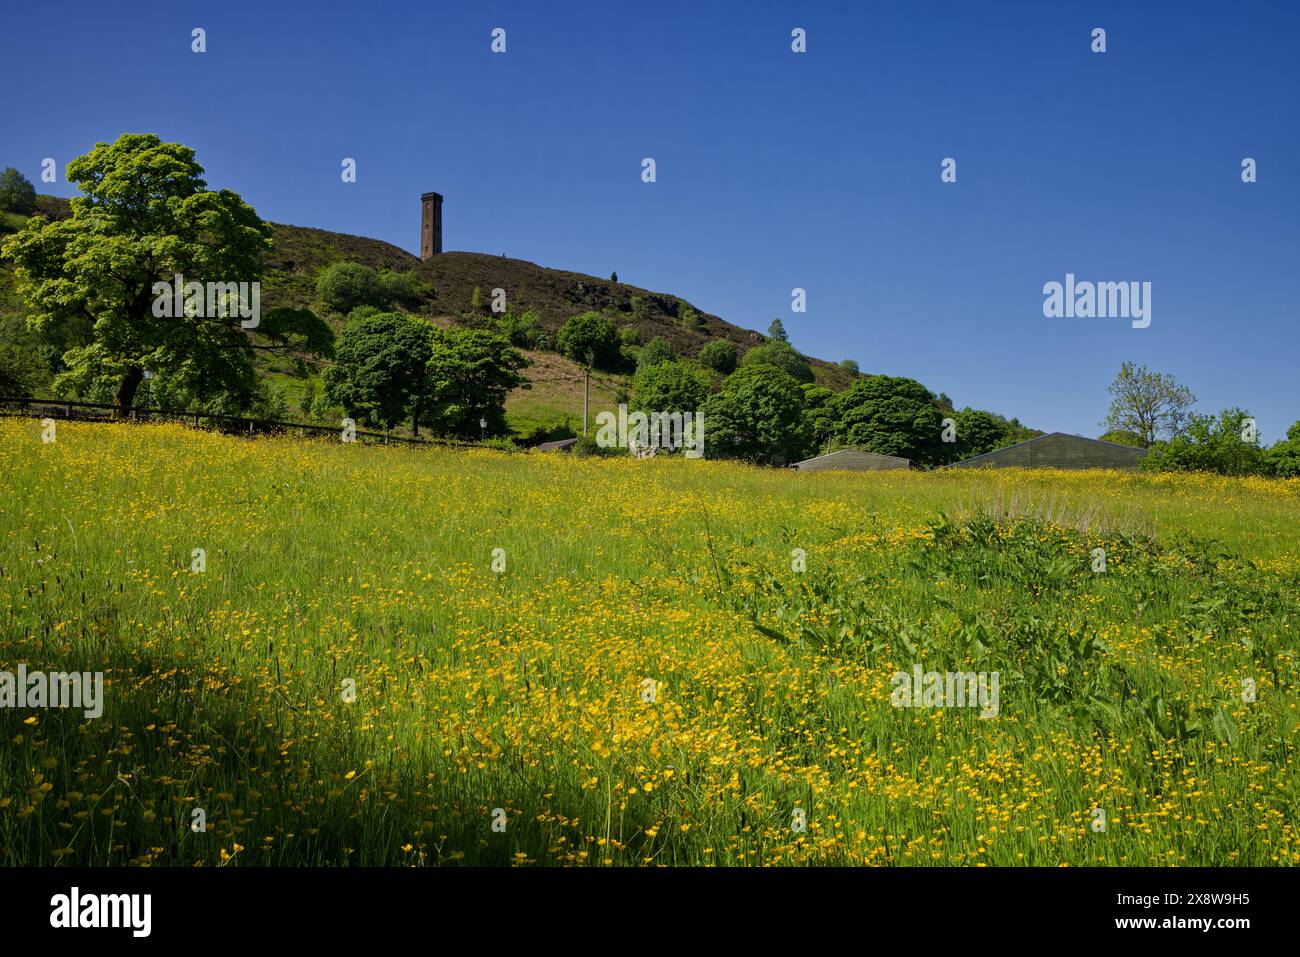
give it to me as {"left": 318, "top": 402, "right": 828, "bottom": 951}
{"left": 793, "top": 449, "right": 915, "bottom": 472}
{"left": 535, "top": 437, "right": 579, "bottom": 452}
{"left": 948, "top": 432, "right": 1148, "bottom": 470}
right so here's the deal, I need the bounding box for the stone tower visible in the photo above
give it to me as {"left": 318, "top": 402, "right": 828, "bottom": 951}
{"left": 420, "top": 191, "right": 443, "bottom": 260}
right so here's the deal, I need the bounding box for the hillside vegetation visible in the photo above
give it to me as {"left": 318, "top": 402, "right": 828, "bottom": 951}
{"left": 2, "top": 193, "right": 857, "bottom": 439}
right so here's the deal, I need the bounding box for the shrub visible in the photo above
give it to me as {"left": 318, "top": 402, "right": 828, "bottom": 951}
{"left": 698, "top": 340, "right": 737, "bottom": 374}
{"left": 1265, "top": 422, "right": 1300, "bottom": 477}
{"left": 637, "top": 336, "right": 675, "bottom": 370}
{"left": 497, "top": 310, "right": 543, "bottom": 348}
{"left": 316, "top": 262, "right": 386, "bottom": 315}
{"left": 1143, "top": 408, "right": 1272, "bottom": 476}
{"left": 377, "top": 269, "right": 426, "bottom": 307}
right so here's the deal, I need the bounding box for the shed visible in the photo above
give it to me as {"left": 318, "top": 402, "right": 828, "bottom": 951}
{"left": 793, "top": 448, "right": 915, "bottom": 472}
{"left": 947, "top": 432, "right": 1147, "bottom": 470}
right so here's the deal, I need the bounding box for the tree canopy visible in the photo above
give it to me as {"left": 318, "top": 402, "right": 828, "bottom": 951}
{"left": 1103, "top": 362, "right": 1195, "bottom": 447}
{"left": 740, "top": 340, "right": 813, "bottom": 383}
{"left": 1, "top": 134, "right": 280, "bottom": 413}
{"left": 556, "top": 311, "right": 619, "bottom": 369}
{"left": 701, "top": 364, "right": 809, "bottom": 465}
{"left": 0, "top": 167, "right": 37, "bottom": 215}
{"left": 832, "top": 375, "right": 944, "bottom": 464}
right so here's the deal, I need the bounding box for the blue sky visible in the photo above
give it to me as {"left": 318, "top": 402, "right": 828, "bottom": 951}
{"left": 4, "top": 0, "right": 1296, "bottom": 439}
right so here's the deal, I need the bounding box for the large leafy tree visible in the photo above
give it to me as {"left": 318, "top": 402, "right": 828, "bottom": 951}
{"left": 832, "top": 374, "right": 944, "bottom": 464}
{"left": 701, "top": 364, "right": 809, "bottom": 465}
{"left": 0, "top": 167, "right": 37, "bottom": 215}
{"left": 555, "top": 311, "right": 619, "bottom": 369}
{"left": 1143, "top": 407, "right": 1271, "bottom": 476}
{"left": 631, "top": 359, "right": 710, "bottom": 414}
{"left": 698, "top": 339, "right": 737, "bottom": 374}
{"left": 635, "top": 336, "right": 675, "bottom": 371}
{"left": 2, "top": 134, "right": 274, "bottom": 413}
{"left": 1265, "top": 421, "right": 1300, "bottom": 477}
{"left": 1103, "top": 362, "right": 1195, "bottom": 447}
{"left": 740, "top": 340, "right": 813, "bottom": 383}
{"left": 801, "top": 383, "right": 838, "bottom": 452}
{"left": 324, "top": 312, "right": 435, "bottom": 432}
{"left": 424, "top": 328, "right": 529, "bottom": 438}
{"left": 946, "top": 408, "right": 1017, "bottom": 463}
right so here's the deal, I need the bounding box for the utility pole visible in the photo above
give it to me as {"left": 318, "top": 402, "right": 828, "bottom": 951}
{"left": 583, "top": 350, "right": 593, "bottom": 437}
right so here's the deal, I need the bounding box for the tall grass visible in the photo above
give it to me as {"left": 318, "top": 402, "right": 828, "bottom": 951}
{"left": 1, "top": 419, "right": 1296, "bottom": 866}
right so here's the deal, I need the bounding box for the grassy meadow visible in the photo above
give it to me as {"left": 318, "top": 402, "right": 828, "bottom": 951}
{"left": 1, "top": 417, "right": 1297, "bottom": 866}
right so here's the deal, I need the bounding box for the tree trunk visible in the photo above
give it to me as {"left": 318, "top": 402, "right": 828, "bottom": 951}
{"left": 114, "top": 366, "right": 143, "bottom": 419}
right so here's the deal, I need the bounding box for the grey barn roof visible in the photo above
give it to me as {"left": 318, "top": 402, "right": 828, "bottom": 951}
{"left": 535, "top": 437, "right": 579, "bottom": 452}
{"left": 793, "top": 448, "right": 914, "bottom": 471}
{"left": 947, "top": 432, "right": 1148, "bottom": 469}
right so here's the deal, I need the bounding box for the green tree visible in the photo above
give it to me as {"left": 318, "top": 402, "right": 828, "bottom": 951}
{"left": 1103, "top": 362, "right": 1196, "bottom": 447}
{"left": 801, "top": 383, "right": 837, "bottom": 451}
{"left": 637, "top": 336, "right": 675, "bottom": 370}
{"left": 947, "top": 408, "right": 1016, "bottom": 462}
{"left": 1143, "top": 408, "right": 1271, "bottom": 476}
{"left": 1098, "top": 428, "right": 1146, "bottom": 448}
{"left": 740, "top": 340, "right": 814, "bottom": 383}
{"left": 838, "top": 358, "right": 860, "bottom": 374}
{"left": 767, "top": 318, "right": 789, "bottom": 343}
{"left": 323, "top": 311, "right": 434, "bottom": 433}
{"left": 833, "top": 375, "right": 944, "bottom": 464}
{"left": 632, "top": 360, "right": 710, "bottom": 415}
{"left": 701, "top": 364, "right": 809, "bottom": 465}
{"left": 316, "top": 262, "right": 385, "bottom": 315}
{"left": 698, "top": 339, "right": 737, "bottom": 374}
{"left": 0, "top": 167, "right": 37, "bottom": 215}
{"left": 377, "top": 268, "right": 426, "bottom": 307}
{"left": 555, "top": 311, "right": 619, "bottom": 368}
{"left": 470, "top": 287, "right": 484, "bottom": 311}
{"left": 1265, "top": 421, "right": 1300, "bottom": 477}
{"left": 497, "top": 310, "right": 542, "bottom": 348}
{"left": 2, "top": 134, "right": 273, "bottom": 414}
{"left": 0, "top": 343, "right": 49, "bottom": 395}
{"left": 425, "top": 328, "right": 529, "bottom": 438}
{"left": 259, "top": 306, "right": 334, "bottom": 357}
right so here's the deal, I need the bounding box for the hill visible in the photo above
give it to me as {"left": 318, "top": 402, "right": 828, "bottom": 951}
{"left": 2, "top": 195, "right": 859, "bottom": 438}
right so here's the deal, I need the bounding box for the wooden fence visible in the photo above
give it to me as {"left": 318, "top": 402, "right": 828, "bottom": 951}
{"left": 0, "top": 396, "right": 482, "bottom": 450}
